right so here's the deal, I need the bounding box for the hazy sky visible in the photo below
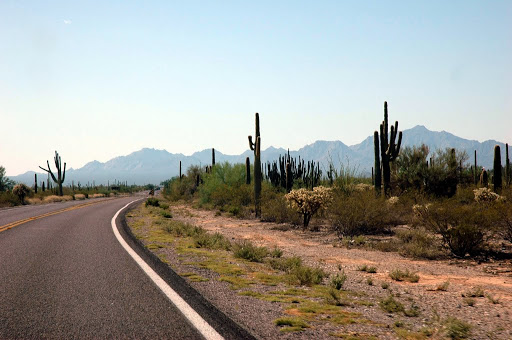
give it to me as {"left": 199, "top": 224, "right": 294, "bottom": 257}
{"left": 1, "top": 1, "right": 511, "bottom": 176}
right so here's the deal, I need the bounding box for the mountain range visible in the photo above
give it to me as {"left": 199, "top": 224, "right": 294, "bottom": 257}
{"left": 10, "top": 125, "right": 509, "bottom": 186}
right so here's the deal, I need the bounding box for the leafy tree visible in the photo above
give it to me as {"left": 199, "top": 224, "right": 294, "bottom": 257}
{"left": 0, "top": 166, "right": 15, "bottom": 191}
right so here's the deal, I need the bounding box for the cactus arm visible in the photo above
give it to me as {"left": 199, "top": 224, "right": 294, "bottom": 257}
{"left": 248, "top": 136, "right": 255, "bottom": 150}
{"left": 62, "top": 163, "right": 66, "bottom": 183}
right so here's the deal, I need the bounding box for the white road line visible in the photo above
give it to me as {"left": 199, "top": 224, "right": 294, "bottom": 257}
{"left": 111, "top": 200, "right": 224, "bottom": 340}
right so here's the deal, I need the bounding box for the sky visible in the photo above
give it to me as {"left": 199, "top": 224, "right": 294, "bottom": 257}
{"left": 1, "top": 1, "right": 511, "bottom": 176}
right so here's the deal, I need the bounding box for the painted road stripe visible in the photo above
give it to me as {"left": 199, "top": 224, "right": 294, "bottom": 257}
{"left": 0, "top": 199, "right": 112, "bottom": 233}
{"left": 111, "top": 200, "right": 224, "bottom": 340}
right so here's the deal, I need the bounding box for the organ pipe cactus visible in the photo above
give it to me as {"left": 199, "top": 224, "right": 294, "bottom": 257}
{"left": 248, "top": 113, "right": 261, "bottom": 217}
{"left": 374, "top": 102, "right": 402, "bottom": 196}
{"left": 39, "top": 151, "right": 66, "bottom": 196}
{"left": 493, "top": 145, "right": 502, "bottom": 193}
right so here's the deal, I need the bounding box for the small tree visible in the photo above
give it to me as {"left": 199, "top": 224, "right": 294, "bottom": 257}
{"left": 0, "top": 166, "right": 15, "bottom": 191}
{"left": 285, "top": 186, "right": 332, "bottom": 229}
{"left": 13, "top": 183, "right": 31, "bottom": 205}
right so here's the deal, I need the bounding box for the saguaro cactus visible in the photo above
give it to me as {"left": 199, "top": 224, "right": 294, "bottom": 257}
{"left": 373, "top": 131, "right": 381, "bottom": 193}
{"left": 179, "top": 161, "right": 182, "bottom": 181}
{"left": 474, "top": 150, "right": 478, "bottom": 185}
{"left": 245, "top": 157, "right": 251, "bottom": 185}
{"left": 248, "top": 112, "right": 262, "bottom": 217}
{"left": 374, "top": 102, "right": 402, "bottom": 196}
{"left": 212, "top": 148, "right": 216, "bottom": 166}
{"left": 493, "top": 145, "right": 502, "bottom": 193}
{"left": 39, "top": 151, "right": 66, "bottom": 196}
{"left": 34, "top": 173, "right": 38, "bottom": 194}
{"left": 506, "top": 143, "right": 510, "bottom": 187}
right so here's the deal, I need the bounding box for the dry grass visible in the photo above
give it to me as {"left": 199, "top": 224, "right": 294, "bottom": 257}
{"left": 26, "top": 197, "right": 43, "bottom": 205}
{"left": 74, "top": 194, "right": 86, "bottom": 200}
{"left": 90, "top": 193, "right": 105, "bottom": 198}
{"left": 43, "top": 195, "right": 73, "bottom": 203}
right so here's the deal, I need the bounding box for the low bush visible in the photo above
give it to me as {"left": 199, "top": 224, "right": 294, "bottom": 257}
{"left": 389, "top": 269, "right": 419, "bottom": 283}
{"left": 145, "top": 197, "right": 160, "bottom": 207}
{"left": 413, "top": 200, "right": 496, "bottom": 257}
{"left": 395, "top": 228, "right": 444, "bottom": 259}
{"left": 288, "top": 265, "right": 326, "bottom": 286}
{"left": 379, "top": 295, "right": 404, "bottom": 313}
{"left": 444, "top": 317, "right": 472, "bottom": 339}
{"left": 233, "top": 240, "right": 268, "bottom": 262}
{"left": 329, "top": 271, "right": 347, "bottom": 290}
{"left": 267, "top": 256, "right": 303, "bottom": 272}
{"left": 261, "top": 187, "right": 301, "bottom": 225}
{"left": 193, "top": 232, "right": 232, "bottom": 250}
{"left": 329, "top": 189, "right": 400, "bottom": 238}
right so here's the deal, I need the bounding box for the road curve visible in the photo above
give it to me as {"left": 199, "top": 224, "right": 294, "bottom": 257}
{"left": 0, "top": 196, "right": 254, "bottom": 339}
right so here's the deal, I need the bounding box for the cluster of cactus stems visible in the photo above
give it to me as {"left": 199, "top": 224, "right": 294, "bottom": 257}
{"left": 374, "top": 102, "right": 402, "bottom": 196}
{"left": 39, "top": 151, "right": 66, "bottom": 196}
{"left": 248, "top": 112, "right": 262, "bottom": 217}
{"left": 265, "top": 150, "right": 321, "bottom": 192}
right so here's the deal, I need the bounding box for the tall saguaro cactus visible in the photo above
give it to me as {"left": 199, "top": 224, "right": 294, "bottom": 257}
{"left": 34, "top": 173, "right": 38, "bottom": 194}
{"left": 212, "top": 148, "right": 216, "bottom": 166}
{"left": 39, "top": 151, "right": 66, "bottom": 196}
{"left": 249, "top": 112, "right": 262, "bottom": 217}
{"left": 373, "top": 131, "right": 381, "bottom": 193}
{"left": 506, "top": 143, "right": 510, "bottom": 187}
{"left": 374, "top": 102, "right": 402, "bottom": 196}
{"left": 493, "top": 145, "right": 502, "bottom": 193}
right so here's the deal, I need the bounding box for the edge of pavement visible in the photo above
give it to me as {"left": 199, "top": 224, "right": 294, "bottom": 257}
{"left": 115, "top": 199, "right": 258, "bottom": 340}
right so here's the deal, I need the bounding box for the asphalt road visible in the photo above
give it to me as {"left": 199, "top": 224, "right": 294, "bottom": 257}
{"left": 0, "top": 196, "right": 252, "bottom": 339}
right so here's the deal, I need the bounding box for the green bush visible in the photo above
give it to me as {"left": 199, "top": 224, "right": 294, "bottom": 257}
{"left": 232, "top": 240, "right": 268, "bottom": 262}
{"left": 395, "top": 228, "right": 444, "bottom": 259}
{"left": 199, "top": 163, "right": 252, "bottom": 215}
{"left": 389, "top": 269, "right": 419, "bottom": 283}
{"left": 413, "top": 200, "right": 495, "bottom": 257}
{"left": 260, "top": 186, "right": 302, "bottom": 225}
{"left": 193, "top": 232, "right": 232, "bottom": 250}
{"left": 379, "top": 295, "right": 404, "bottom": 313}
{"left": 329, "top": 271, "right": 347, "bottom": 290}
{"left": 329, "top": 189, "right": 399, "bottom": 237}
{"left": 444, "top": 317, "right": 472, "bottom": 339}
{"left": 267, "top": 256, "right": 303, "bottom": 272}
{"left": 288, "top": 265, "right": 326, "bottom": 286}
{"left": 145, "top": 197, "right": 160, "bottom": 207}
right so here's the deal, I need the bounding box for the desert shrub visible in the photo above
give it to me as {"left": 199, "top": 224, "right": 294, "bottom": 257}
{"left": 413, "top": 200, "right": 497, "bottom": 257}
{"left": 193, "top": 232, "right": 232, "bottom": 250}
{"left": 379, "top": 295, "right": 404, "bottom": 313}
{"left": 163, "top": 165, "right": 203, "bottom": 201}
{"left": 288, "top": 265, "right": 326, "bottom": 286}
{"left": 163, "top": 220, "right": 204, "bottom": 238}
{"left": 285, "top": 186, "right": 332, "bottom": 228}
{"left": 145, "top": 197, "right": 160, "bottom": 207}
{"left": 267, "top": 256, "right": 303, "bottom": 272}
{"left": 160, "top": 210, "right": 173, "bottom": 218}
{"left": 389, "top": 269, "right": 419, "bottom": 283}
{"left": 13, "top": 183, "right": 31, "bottom": 204}
{"left": 329, "top": 189, "right": 399, "bottom": 238}
{"left": 261, "top": 186, "right": 301, "bottom": 225}
{"left": 444, "top": 317, "right": 472, "bottom": 339}
{"left": 232, "top": 240, "right": 268, "bottom": 262}
{"left": 395, "top": 145, "right": 430, "bottom": 192}
{"left": 74, "top": 194, "right": 86, "bottom": 200}
{"left": 0, "top": 191, "right": 20, "bottom": 207}
{"left": 493, "top": 200, "right": 512, "bottom": 242}
{"left": 395, "top": 228, "right": 444, "bottom": 259}
{"left": 270, "top": 247, "right": 283, "bottom": 258}
{"left": 199, "top": 163, "right": 252, "bottom": 215}
{"left": 43, "top": 195, "right": 73, "bottom": 203}
{"left": 329, "top": 271, "right": 347, "bottom": 290}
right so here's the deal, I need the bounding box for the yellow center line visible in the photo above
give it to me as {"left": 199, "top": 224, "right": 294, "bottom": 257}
{"left": 0, "top": 199, "right": 114, "bottom": 233}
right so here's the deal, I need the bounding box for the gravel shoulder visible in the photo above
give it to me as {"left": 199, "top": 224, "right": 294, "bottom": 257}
{"left": 127, "top": 200, "right": 512, "bottom": 339}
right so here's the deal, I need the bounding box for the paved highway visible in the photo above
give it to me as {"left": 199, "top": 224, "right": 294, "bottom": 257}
{"left": 0, "top": 196, "right": 253, "bottom": 339}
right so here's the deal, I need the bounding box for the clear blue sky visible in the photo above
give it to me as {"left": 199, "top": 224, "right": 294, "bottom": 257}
{"left": 1, "top": 1, "right": 511, "bottom": 175}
